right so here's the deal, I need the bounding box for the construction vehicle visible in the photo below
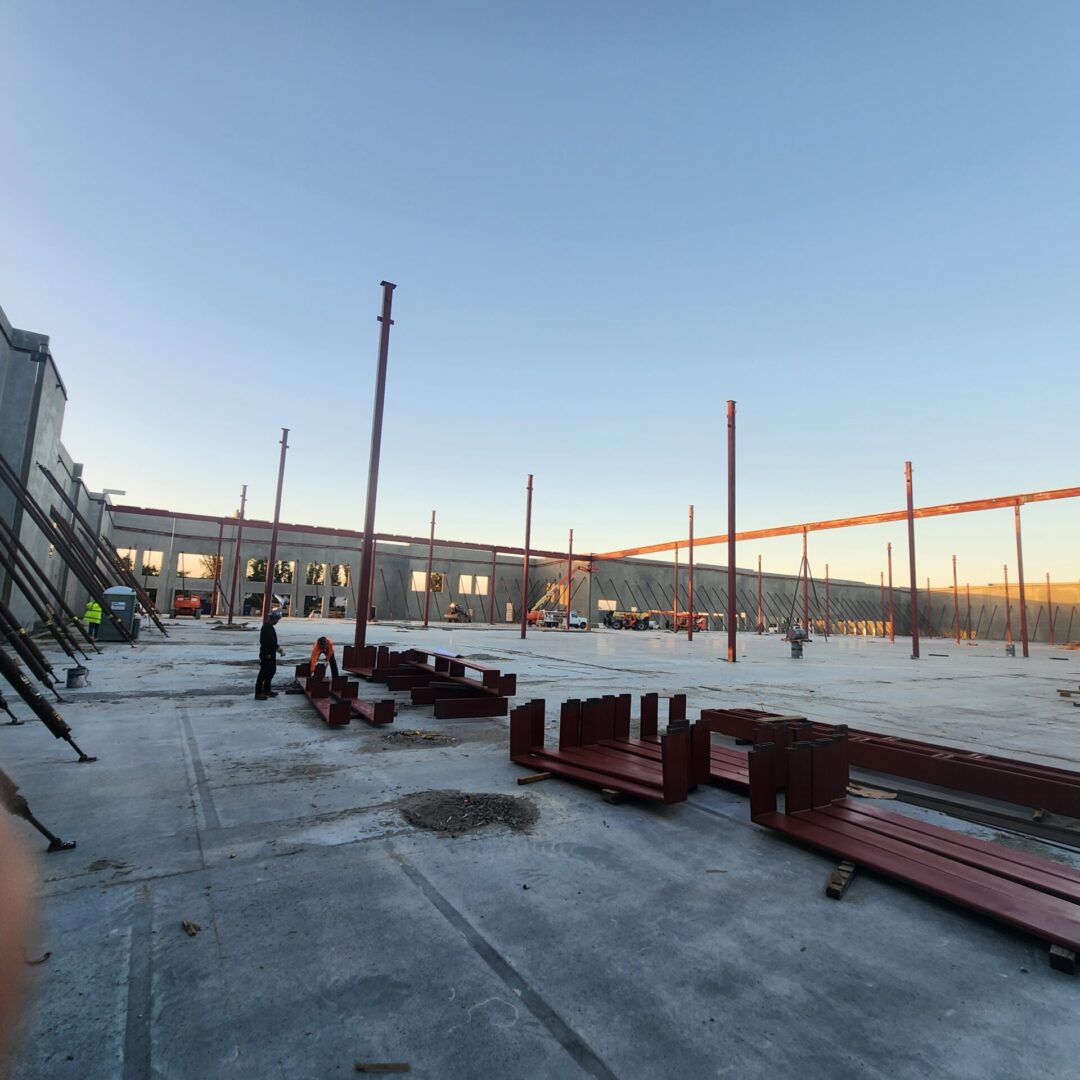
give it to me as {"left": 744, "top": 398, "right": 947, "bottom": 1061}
{"left": 673, "top": 612, "right": 708, "bottom": 632}
{"left": 603, "top": 610, "right": 655, "bottom": 630}
{"left": 445, "top": 601, "right": 471, "bottom": 624}
{"left": 171, "top": 593, "right": 203, "bottom": 619}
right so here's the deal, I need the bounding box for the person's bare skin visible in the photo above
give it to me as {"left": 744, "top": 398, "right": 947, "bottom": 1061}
{"left": 0, "top": 814, "right": 34, "bottom": 1068}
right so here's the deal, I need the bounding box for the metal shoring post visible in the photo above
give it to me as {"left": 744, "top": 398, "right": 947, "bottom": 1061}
{"left": 673, "top": 544, "right": 679, "bottom": 630}
{"left": 905, "top": 461, "right": 920, "bottom": 659}
{"left": 1004, "top": 565, "right": 1012, "bottom": 644}
{"left": 565, "top": 529, "right": 573, "bottom": 631}
{"left": 1015, "top": 502, "right": 1030, "bottom": 657}
{"left": 757, "top": 554, "right": 763, "bottom": 633}
{"left": 880, "top": 571, "right": 886, "bottom": 637}
{"left": 687, "top": 506, "right": 694, "bottom": 642}
{"left": 726, "top": 399, "right": 736, "bottom": 663}
{"left": 261, "top": 428, "right": 290, "bottom": 622}
{"left": 212, "top": 518, "right": 224, "bottom": 616}
{"left": 226, "top": 484, "right": 247, "bottom": 625}
{"left": 824, "top": 563, "right": 830, "bottom": 640}
{"left": 354, "top": 280, "right": 396, "bottom": 649}
{"left": 952, "top": 555, "right": 960, "bottom": 644}
{"left": 887, "top": 542, "right": 895, "bottom": 643}
{"left": 423, "top": 511, "right": 436, "bottom": 628}
{"left": 1046, "top": 573, "right": 1054, "bottom": 646}
{"left": 519, "top": 475, "right": 533, "bottom": 640}
{"left": 801, "top": 528, "right": 809, "bottom": 629}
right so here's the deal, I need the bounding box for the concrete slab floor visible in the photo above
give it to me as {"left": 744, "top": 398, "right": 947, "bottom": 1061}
{"left": 4, "top": 619, "right": 1080, "bottom": 1079}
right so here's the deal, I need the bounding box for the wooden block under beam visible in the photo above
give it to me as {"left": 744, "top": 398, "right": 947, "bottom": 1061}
{"left": 825, "top": 860, "right": 857, "bottom": 900}
{"left": 517, "top": 772, "right": 553, "bottom": 785}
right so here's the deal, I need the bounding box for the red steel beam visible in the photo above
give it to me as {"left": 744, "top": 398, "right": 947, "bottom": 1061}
{"left": 591, "top": 483, "right": 1080, "bottom": 561}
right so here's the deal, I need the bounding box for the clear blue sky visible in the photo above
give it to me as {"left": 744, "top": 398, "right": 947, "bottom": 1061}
{"left": 2, "top": 1, "right": 1077, "bottom": 589}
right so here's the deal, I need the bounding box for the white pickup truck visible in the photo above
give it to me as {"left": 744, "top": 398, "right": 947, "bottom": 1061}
{"left": 539, "top": 610, "right": 588, "bottom": 629}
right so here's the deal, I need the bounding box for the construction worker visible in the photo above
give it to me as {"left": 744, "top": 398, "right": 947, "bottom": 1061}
{"left": 255, "top": 609, "right": 285, "bottom": 701}
{"left": 309, "top": 636, "right": 338, "bottom": 680}
{"left": 83, "top": 598, "right": 102, "bottom": 640}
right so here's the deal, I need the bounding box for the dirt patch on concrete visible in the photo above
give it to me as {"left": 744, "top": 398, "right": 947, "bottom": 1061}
{"left": 380, "top": 730, "right": 458, "bottom": 748}
{"left": 399, "top": 789, "right": 537, "bottom": 835}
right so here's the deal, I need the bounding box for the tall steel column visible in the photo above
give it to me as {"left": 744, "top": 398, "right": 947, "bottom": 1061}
{"left": 756, "top": 555, "right": 763, "bottom": 634}
{"left": 879, "top": 571, "right": 886, "bottom": 637}
{"left": 801, "top": 527, "right": 809, "bottom": 628}
{"left": 887, "top": 542, "right": 894, "bottom": 643}
{"left": 1004, "top": 565, "right": 1012, "bottom": 643}
{"left": 489, "top": 548, "right": 498, "bottom": 624}
{"left": 226, "top": 484, "right": 247, "bottom": 626}
{"left": 565, "top": 529, "right": 573, "bottom": 631}
{"left": 1014, "top": 502, "right": 1030, "bottom": 657}
{"left": 905, "top": 461, "right": 920, "bottom": 660}
{"left": 1046, "top": 573, "right": 1054, "bottom": 646}
{"left": 354, "top": 280, "right": 397, "bottom": 649}
{"left": 423, "top": 511, "right": 436, "bottom": 628}
{"left": 262, "top": 428, "right": 290, "bottom": 622}
{"left": 952, "top": 555, "right": 960, "bottom": 644}
{"left": 726, "top": 400, "right": 736, "bottom": 663}
{"left": 687, "top": 505, "right": 695, "bottom": 642}
{"left": 212, "top": 517, "right": 225, "bottom": 616}
{"left": 966, "top": 583, "right": 972, "bottom": 641}
{"left": 519, "top": 474, "right": 533, "bottom": 639}
{"left": 673, "top": 544, "right": 679, "bottom": 629}
{"left": 824, "top": 563, "right": 830, "bottom": 640}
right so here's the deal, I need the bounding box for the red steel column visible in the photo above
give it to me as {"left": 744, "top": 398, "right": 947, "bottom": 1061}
{"left": 212, "top": 517, "right": 225, "bottom": 616}
{"left": 905, "top": 461, "right": 921, "bottom": 659}
{"left": 966, "top": 583, "right": 972, "bottom": 641}
{"left": 262, "top": 428, "right": 291, "bottom": 622}
{"left": 354, "top": 281, "right": 396, "bottom": 649}
{"left": 565, "top": 528, "right": 573, "bottom": 631}
{"left": 887, "top": 542, "right": 894, "bottom": 643}
{"left": 952, "top": 555, "right": 960, "bottom": 644}
{"left": 489, "top": 548, "right": 498, "bottom": 624}
{"left": 423, "top": 510, "right": 436, "bottom": 628}
{"left": 1004, "top": 565, "right": 1012, "bottom": 643}
{"left": 801, "top": 528, "right": 809, "bottom": 629}
{"left": 1046, "top": 573, "right": 1054, "bottom": 646}
{"left": 727, "top": 400, "right": 737, "bottom": 663}
{"left": 519, "top": 474, "right": 533, "bottom": 639}
{"left": 1015, "top": 502, "right": 1030, "bottom": 657}
{"left": 756, "top": 554, "right": 763, "bottom": 634}
{"left": 227, "top": 484, "right": 247, "bottom": 626}
{"left": 824, "top": 563, "right": 830, "bottom": 640}
{"left": 879, "top": 571, "right": 886, "bottom": 637}
{"left": 925, "top": 578, "right": 932, "bottom": 637}
{"left": 687, "top": 505, "right": 695, "bottom": 642}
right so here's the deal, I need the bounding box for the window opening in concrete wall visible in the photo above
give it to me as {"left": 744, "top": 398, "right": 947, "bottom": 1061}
{"left": 273, "top": 560, "right": 294, "bottom": 584}
{"left": 329, "top": 595, "right": 347, "bottom": 617}
{"left": 198, "top": 554, "right": 221, "bottom": 580}
{"left": 410, "top": 571, "right": 426, "bottom": 592}
{"left": 115, "top": 547, "right": 136, "bottom": 572}
{"left": 246, "top": 558, "right": 267, "bottom": 582}
{"left": 303, "top": 594, "right": 323, "bottom": 617}
{"left": 145, "top": 587, "right": 158, "bottom": 604}
{"left": 176, "top": 553, "right": 213, "bottom": 580}
{"left": 306, "top": 563, "right": 325, "bottom": 586}
{"left": 598, "top": 599, "right": 617, "bottom": 611}
{"left": 140, "top": 551, "right": 163, "bottom": 577}
{"left": 458, "top": 574, "right": 473, "bottom": 594}
{"left": 330, "top": 564, "right": 351, "bottom": 587}
{"left": 243, "top": 592, "right": 264, "bottom": 617}
{"left": 474, "top": 575, "right": 489, "bottom": 596}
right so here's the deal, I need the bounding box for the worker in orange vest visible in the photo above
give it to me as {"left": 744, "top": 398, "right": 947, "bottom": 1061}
{"left": 309, "top": 636, "right": 338, "bottom": 680}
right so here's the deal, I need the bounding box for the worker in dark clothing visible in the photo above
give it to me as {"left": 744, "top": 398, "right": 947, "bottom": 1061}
{"left": 255, "top": 609, "right": 285, "bottom": 700}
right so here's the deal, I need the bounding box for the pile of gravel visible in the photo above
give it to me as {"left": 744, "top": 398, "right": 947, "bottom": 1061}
{"left": 399, "top": 789, "right": 538, "bottom": 835}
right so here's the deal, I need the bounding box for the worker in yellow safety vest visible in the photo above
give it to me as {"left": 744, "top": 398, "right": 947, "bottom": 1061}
{"left": 83, "top": 599, "right": 103, "bottom": 640}
{"left": 309, "top": 636, "right": 338, "bottom": 680}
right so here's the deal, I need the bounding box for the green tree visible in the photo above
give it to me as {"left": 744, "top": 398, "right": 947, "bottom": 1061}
{"left": 247, "top": 558, "right": 267, "bottom": 582}
{"left": 273, "top": 560, "right": 294, "bottom": 584}
{"left": 199, "top": 554, "right": 222, "bottom": 580}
